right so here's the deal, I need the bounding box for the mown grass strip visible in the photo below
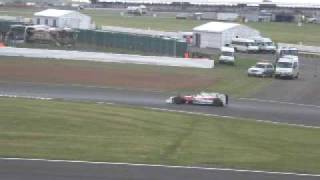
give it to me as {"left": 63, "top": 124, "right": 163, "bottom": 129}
{"left": 0, "top": 97, "right": 319, "bottom": 173}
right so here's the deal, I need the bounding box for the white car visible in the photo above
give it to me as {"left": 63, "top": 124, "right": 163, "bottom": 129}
{"left": 166, "top": 92, "right": 228, "bottom": 106}
{"left": 248, "top": 62, "right": 274, "bottom": 77}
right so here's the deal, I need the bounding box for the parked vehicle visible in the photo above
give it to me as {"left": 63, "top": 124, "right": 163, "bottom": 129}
{"left": 248, "top": 61, "right": 274, "bottom": 77}
{"left": 219, "top": 46, "right": 235, "bottom": 65}
{"left": 306, "top": 17, "right": 317, "bottom": 24}
{"left": 275, "top": 56, "right": 299, "bottom": 79}
{"left": 231, "top": 38, "right": 259, "bottom": 53}
{"left": 276, "top": 47, "right": 298, "bottom": 61}
{"left": 179, "top": 32, "right": 193, "bottom": 44}
{"left": 166, "top": 92, "right": 228, "bottom": 107}
{"left": 127, "top": 5, "right": 147, "bottom": 15}
{"left": 252, "top": 37, "right": 276, "bottom": 53}
{"left": 5, "top": 24, "right": 77, "bottom": 47}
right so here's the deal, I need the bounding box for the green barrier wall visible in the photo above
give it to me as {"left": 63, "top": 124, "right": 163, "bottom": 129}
{"left": 0, "top": 20, "right": 188, "bottom": 57}
{"left": 0, "top": 20, "right": 24, "bottom": 33}
{"left": 77, "top": 29, "right": 188, "bottom": 57}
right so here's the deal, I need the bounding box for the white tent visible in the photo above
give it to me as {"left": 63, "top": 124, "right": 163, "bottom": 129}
{"left": 33, "top": 9, "right": 92, "bottom": 30}
{"left": 193, "top": 22, "right": 260, "bottom": 49}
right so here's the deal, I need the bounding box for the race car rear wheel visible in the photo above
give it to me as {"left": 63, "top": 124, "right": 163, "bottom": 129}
{"left": 172, "top": 96, "right": 186, "bottom": 104}
{"left": 213, "top": 99, "right": 224, "bottom": 106}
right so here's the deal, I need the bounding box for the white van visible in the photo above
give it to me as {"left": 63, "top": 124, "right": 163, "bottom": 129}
{"left": 276, "top": 47, "right": 298, "bottom": 60}
{"left": 231, "top": 38, "right": 259, "bottom": 53}
{"left": 275, "top": 55, "right": 299, "bottom": 79}
{"left": 219, "top": 46, "right": 235, "bottom": 65}
{"left": 252, "top": 37, "right": 276, "bottom": 53}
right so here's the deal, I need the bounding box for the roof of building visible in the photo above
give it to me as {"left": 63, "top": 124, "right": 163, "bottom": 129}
{"left": 193, "top": 21, "right": 240, "bottom": 33}
{"left": 34, "top": 9, "right": 74, "bottom": 17}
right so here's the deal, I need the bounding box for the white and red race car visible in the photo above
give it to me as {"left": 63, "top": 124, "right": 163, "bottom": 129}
{"left": 166, "top": 92, "right": 228, "bottom": 106}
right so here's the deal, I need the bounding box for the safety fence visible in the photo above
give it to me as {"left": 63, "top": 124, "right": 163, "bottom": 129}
{"left": 77, "top": 29, "right": 188, "bottom": 57}
{"left": 0, "top": 20, "right": 188, "bottom": 57}
{"left": 0, "top": 20, "right": 24, "bottom": 33}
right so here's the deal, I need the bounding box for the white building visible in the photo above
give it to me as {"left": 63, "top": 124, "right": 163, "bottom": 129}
{"left": 193, "top": 22, "right": 260, "bottom": 49}
{"left": 33, "top": 9, "right": 92, "bottom": 30}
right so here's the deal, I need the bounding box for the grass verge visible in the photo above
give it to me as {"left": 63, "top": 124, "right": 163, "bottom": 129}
{"left": 247, "top": 22, "right": 320, "bottom": 45}
{"left": 82, "top": 9, "right": 320, "bottom": 45}
{"left": 0, "top": 97, "right": 319, "bottom": 174}
{"left": 0, "top": 56, "right": 271, "bottom": 97}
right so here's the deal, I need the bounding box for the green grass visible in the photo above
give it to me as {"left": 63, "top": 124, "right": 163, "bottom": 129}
{"left": 0, "top": 97, "right": 319, "bottom": 173}
{"left": 82, "top": 10, "right": 320, "bottom": 45}
{"left": 207, "top": 59, "right": 272, "bottom": 96}
{"left": 0, "top": 56, "right": 271, "bottom": 97}
{"left": 247, "top": 22, "right": 320, "bottom": 45}
{"left": 85, "top": 10, "right": 206, "bottom": 31}
{"left": 0, "top": 7, "right": 39, "bottom": 17}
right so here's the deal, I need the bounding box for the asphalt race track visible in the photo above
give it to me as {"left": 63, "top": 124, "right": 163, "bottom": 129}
{"left": 1, "top": 80, "right": 320, "bottom": 179}
{"left": 0, "top": 81, "right": 319, "bottom": 127}
{"left": 0, "top": 158, "right": 319, "bottom": 180}
{"left": 1, "top": 54, "right": 320, "bottom": 179}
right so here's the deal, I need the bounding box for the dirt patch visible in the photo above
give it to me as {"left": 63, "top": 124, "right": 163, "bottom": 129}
{"left": 0, "top": 60, "right": 215, "bottom": 91}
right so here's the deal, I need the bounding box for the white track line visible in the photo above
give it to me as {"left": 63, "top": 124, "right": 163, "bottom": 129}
{"left": 239, "top": 98, "right": 320, "bottom": 109}
{"left": 0, "top": 157, "right": 319, "bottom": 177}
{"left": 145, "top": 107, "right": 320, "bottom": 129}
{"left": 96, "top": 101, "right": 116, "bottom": 105}
{"left": 1, "top": 94, "right": 319, "bottom": 129}
{"left": 0, "top": 94, "right": 53, "bottom": 100}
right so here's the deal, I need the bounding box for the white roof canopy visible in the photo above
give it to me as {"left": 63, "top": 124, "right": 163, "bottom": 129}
{"left": 193, "top": 22, "right": 240, "bottom": 33}
{"left": 34, "top": 9, "right": 74, "bottom": 18}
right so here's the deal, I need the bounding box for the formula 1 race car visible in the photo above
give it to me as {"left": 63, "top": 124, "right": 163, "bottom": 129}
{"left": 166, "top": 92, "right": 228, "bottom": 107}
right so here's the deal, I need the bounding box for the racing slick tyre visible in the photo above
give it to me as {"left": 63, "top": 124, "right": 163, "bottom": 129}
{"left": 172, "top": 96, "right": 186, "bottom": 104}
{"left": 213, "top": 99, "right": 224, "bottom": 107}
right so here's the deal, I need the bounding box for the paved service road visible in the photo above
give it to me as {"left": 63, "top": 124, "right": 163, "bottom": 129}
{"left": 0, "top": 82, "right": 320, "bottom": 127}
{"left": 0, "top": 159, "right": 319, "bottom": 180}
